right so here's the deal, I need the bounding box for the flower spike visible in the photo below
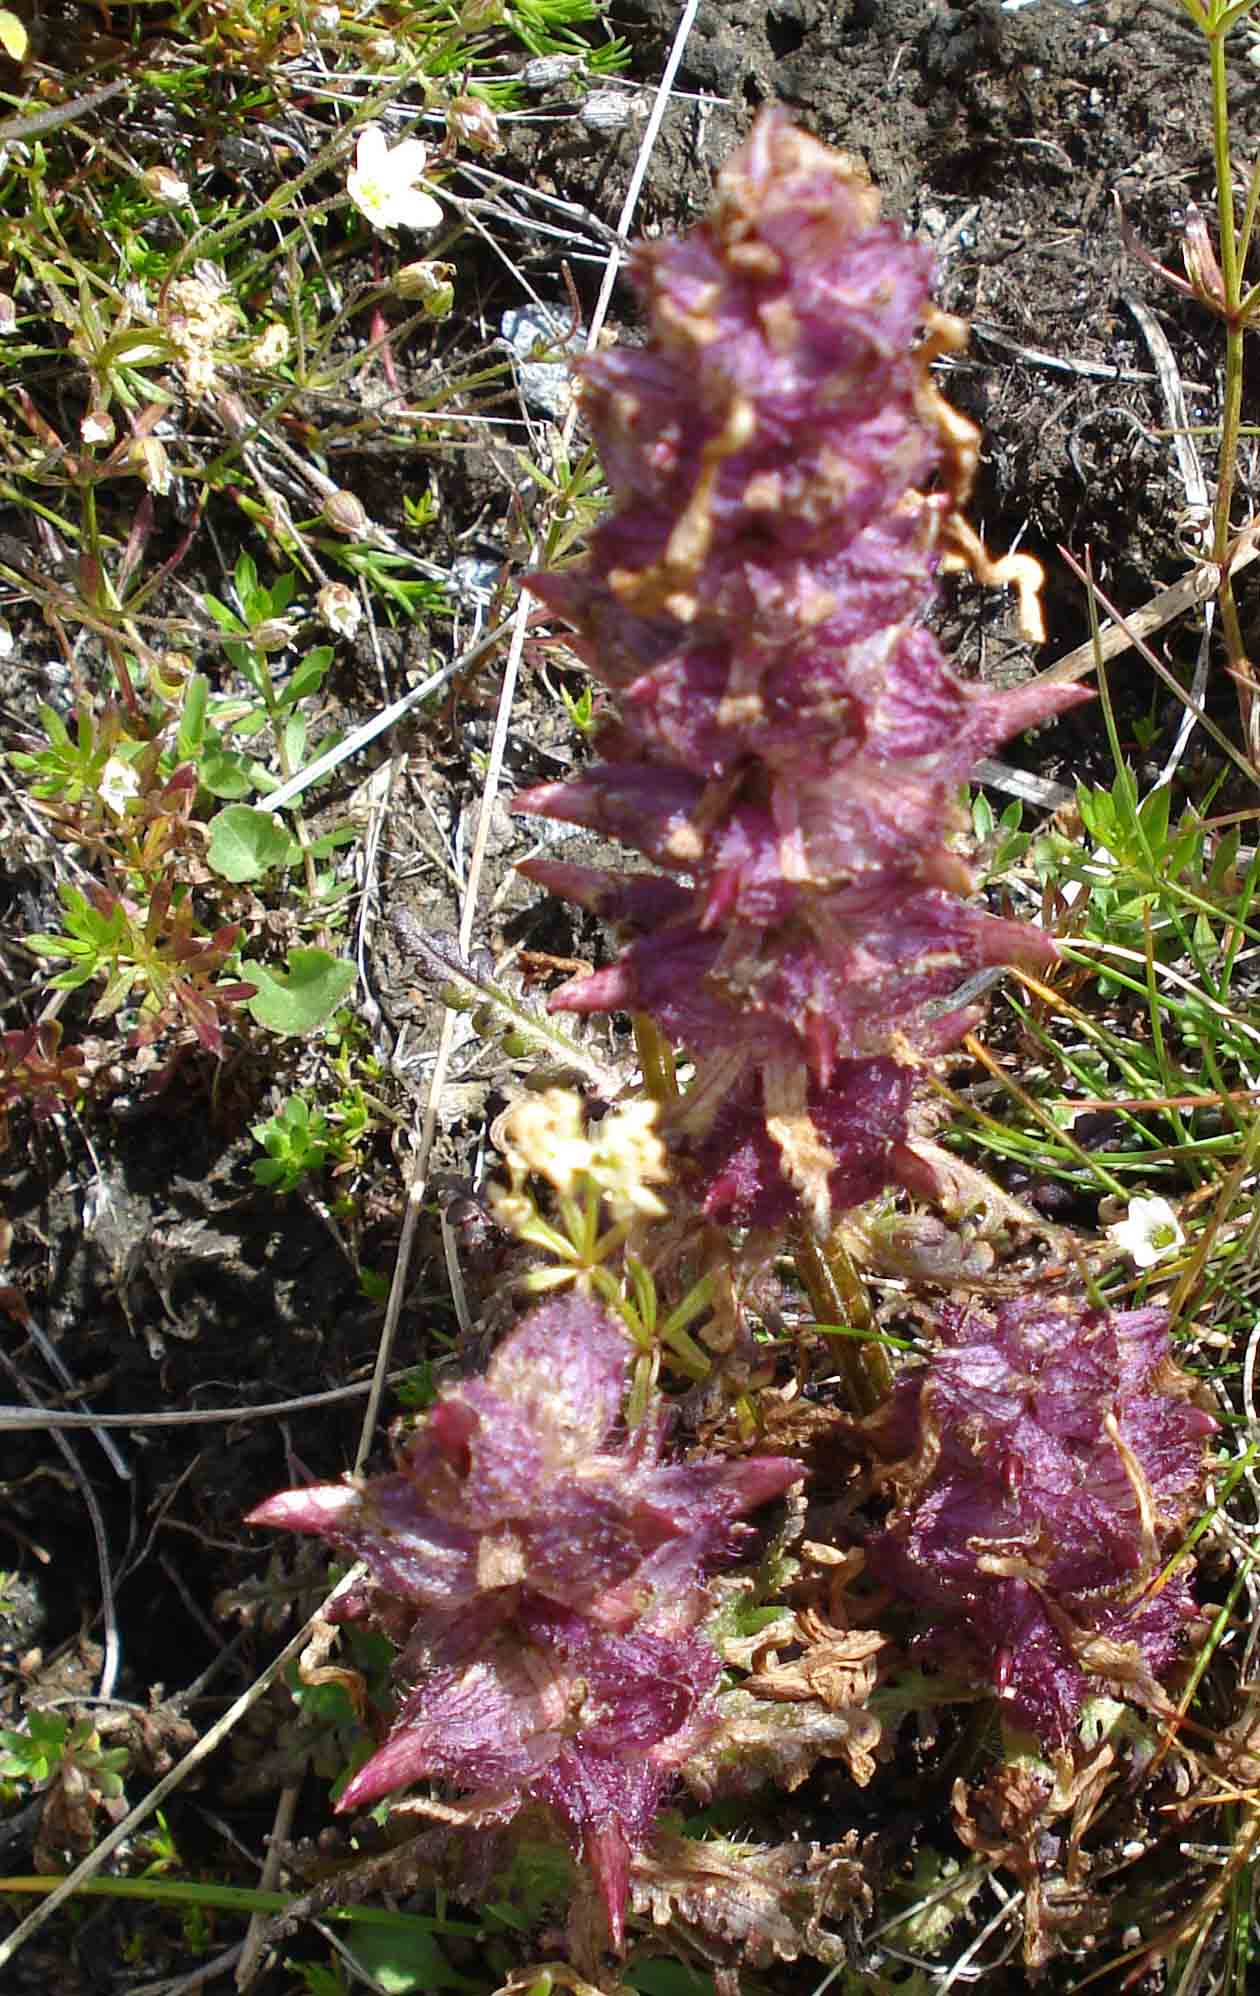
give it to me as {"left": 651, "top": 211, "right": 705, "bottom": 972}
{"left": 248, "top": 1296, "right": 803, "bottom": 1945}
{"left": 515, "top": 109, "right": 1089, "bottom": 1228}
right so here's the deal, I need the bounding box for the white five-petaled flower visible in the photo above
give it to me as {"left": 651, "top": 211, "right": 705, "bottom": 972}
{"left": 346, "top": 125, "right": 442, "bottom": 235}
{"left": 1108, "top": 1195, "right": 1185, "bottom": 1269}
{"left": 99, "top": 756, "right": 141, "bottom": 818}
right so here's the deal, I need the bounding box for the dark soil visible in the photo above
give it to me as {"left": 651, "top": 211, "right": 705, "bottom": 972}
{"left": 1, "top": 2, "right": 1249, "bottom": 1987}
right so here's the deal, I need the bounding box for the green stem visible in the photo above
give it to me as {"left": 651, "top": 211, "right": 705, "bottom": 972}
{"left": 790, "top": 1220, "right": 892, "bottom": 1414}
{"left": 1208, "top": 26, "right": 1255, "bottom": 726}
{"left": 633, "top": 1012, "right": 678, "bottom": 1101}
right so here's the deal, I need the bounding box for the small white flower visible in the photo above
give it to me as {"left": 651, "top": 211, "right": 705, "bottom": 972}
{"left": 588, "top": 1099, "right": 669, "bottom": 1220}
{"left": 181, "top": 349, "right": 217, "bottom": 398}
{"left": 1108, "top": 1195, "right": 1185, "bottom": 1269}
{"left": 494, "top": 1089, "right": 593, "bottom": 1197}
{"left": 346, "top": 125, "right": 442, "bottom": 235}
{"left": 99, "top": 756, "right": 141, "bottom": 817}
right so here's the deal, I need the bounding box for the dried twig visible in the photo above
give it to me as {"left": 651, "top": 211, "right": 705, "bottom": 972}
{"left": 1124, "top": 293, "right": 1214, "bottom": 786}
{"left": 0, "top": 1571, "right": 364, "bottom": 1970}
{"left": 0, "top": 1344, "right": 121, "bottom": 1701}
{"left": 0, "top": 1376, "right": 387, "bottom": 1431}
{"left": 1034, "top": 532, "right": 1260, "bottom": 693}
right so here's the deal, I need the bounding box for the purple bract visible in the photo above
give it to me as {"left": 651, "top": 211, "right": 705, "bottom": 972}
{"left": 247, "top": 1295, "right": 803, "bottom": 1945}
{"left": 865, "top": 1296, "right": 1216, "bottom": 1742}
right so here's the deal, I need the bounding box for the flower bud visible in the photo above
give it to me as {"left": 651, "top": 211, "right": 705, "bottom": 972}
{"left": 395, "top": 260, "right": 455, "bottom": 316}
{"left": 80, "top": 406, "right": 115, "bottom": 446}
{"left": 0, "top": 292, "right": 17, "bottom": 336}
{"left": 213, "top": 392, "right": 250, "bottom": 438}
{"left": 448, "top": 94, "right": 500, "bottom": 155}
{"left": 317, "top": 581, "right": 362, "bottom": 639}
{"left": 142, "top": 164, "right": 191, "bottom": 207}
{"left": 130, "top": 435, "right": 172, "bottom": 495}
{"left": 320, "top": 488, "right": 371, "bottom": 538}
{"left": 159, "top": 651, "right": 192, "bottom": 688}
{"left": 252, "top": 617, "right": 298, "bottom": 653}
{"left": 309, "top": 3, "right": 340, "bottom": 32}
{"left": 1181, "top": 204, "right": 1228, "bottom": 315}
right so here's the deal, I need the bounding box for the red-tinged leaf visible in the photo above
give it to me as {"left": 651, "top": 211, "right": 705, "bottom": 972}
{"left": 866, "top": 1296, "right": 1216, "bottom": 1742}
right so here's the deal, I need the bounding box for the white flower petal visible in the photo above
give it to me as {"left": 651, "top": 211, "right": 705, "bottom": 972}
{"left": 346, "top": 126, "right": 441, "bottom": 234}
{"left": 391, "top": 187, "right": 443, "bottom": 232}
{"left": 386, "top": 139, "right": 430, "bottom": 178}
{"left": 354, "top": 124, "right": 388, "bottom": 174}
{"left": 1107, "top": 1195, "right": 1184, "bottom": 1268}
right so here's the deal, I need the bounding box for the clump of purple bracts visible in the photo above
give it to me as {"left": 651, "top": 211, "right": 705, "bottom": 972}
{"left": 865, "top": 1296, "right": 1216, "bottom": 1744}
{"left": 247, "top": 1296, "right": 802, "bottom": 1945}
{"left": 515, "top": 111, "right": 1090, "bottom": 1229}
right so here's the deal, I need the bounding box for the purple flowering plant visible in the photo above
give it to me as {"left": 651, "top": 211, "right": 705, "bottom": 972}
{"left": 248, "top": 1295, "right": 803, "bottom": 1944}
{"left": 514, "top": 111, "right": 1089, "bottom": 1232}
{"left": 865, "top": 1296, "right": 1216, "bottom": 1743}
{"left": 248, "top": 109, "right": 1218, "bottom": 1962}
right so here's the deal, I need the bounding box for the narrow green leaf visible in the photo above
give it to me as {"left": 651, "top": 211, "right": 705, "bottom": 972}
{"left": 283, "top": 646, "right": 333, "bottom": 706}
{"left": 176, "top": 672, "right": 209, "bottom": 762}
{"left": 203, "top": 592, "right": 246, "bottom": 635}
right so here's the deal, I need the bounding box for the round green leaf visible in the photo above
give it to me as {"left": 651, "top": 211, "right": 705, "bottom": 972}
{"left": 199, "top": 751, "right": 258, "bottom": 800}
{"left": 206, "top": 805, "right": 295, "bottom": 881}
{"left": 240, "top": 949, "right": 357, "bottom": 1036}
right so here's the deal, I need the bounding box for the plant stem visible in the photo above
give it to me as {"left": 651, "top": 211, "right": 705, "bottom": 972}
{"left": 633, "top": 1011, "right": 678, "bottom": 1101}
{"left": 790, "top": 1219, "right": 892, "bottom": 1414}
{"left": 1207, "top": 22, "right": 1258, "bottom": 745}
